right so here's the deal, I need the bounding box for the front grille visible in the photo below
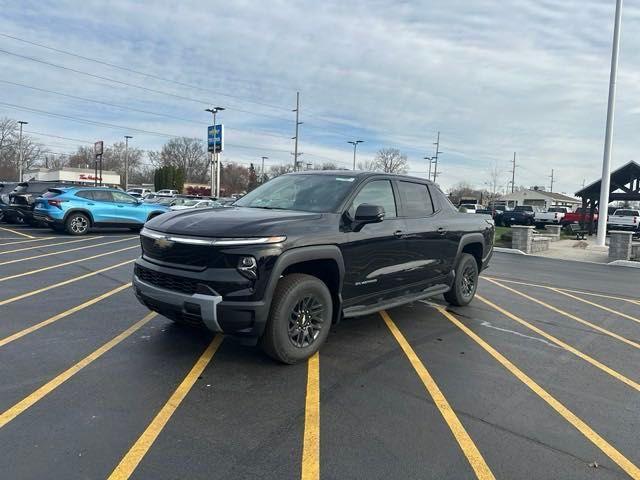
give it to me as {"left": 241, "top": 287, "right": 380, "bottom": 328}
{"left": 135, "top": 264, "right": 201, "bottom": 295}
{"left": 140, "top": 235, "right": 225, "bottom": 267}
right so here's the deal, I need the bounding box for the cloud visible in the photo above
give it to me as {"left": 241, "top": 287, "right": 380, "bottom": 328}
{"left": 1, "top": 0, "right": 639, "bottom": 196}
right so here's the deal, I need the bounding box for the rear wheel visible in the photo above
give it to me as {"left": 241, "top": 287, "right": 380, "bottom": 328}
{"left": 444, "top": 253, "right": 479, "bottom": 307}
{"left": 65, "top": 213, "right": 90, "bottom": 235}
{"left": 260, "top": 273, "right": 332, "bottom": 364}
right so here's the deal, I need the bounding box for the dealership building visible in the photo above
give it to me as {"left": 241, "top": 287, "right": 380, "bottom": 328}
{"left": 24, "top": 167, "right": 121, "bottom": 187}
{"left": 499, "top": 187, "right": 581, "bottom": 210}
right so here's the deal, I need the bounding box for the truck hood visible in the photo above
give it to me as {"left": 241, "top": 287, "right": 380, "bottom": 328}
{"left": 145, "top": 206, "right": 322, "bottom": 237}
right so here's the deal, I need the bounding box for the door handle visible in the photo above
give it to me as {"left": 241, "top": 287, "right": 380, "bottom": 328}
{"left": 437, "top": 227, "right": 447, "bottom": 235}
{"left": 87, "top": 203, "right": 95, "bottom": 206}
{"left": 393, "top": 230, "right": 404, "bottom": 238}
{"left": 117, "top": 205, "right": 124, "bottom": 208}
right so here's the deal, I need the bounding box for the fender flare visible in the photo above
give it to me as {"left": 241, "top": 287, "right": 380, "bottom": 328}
{"left": 264, "top": 245, "right": 345, "bottom": 322}
{"left": 146, "top": 210, "right": 166, "bottom": 222}
{"left": 63, "top": 208, "right": 95, "bottom": 226}
{"left": 455, "top": 233, "right": 486, "bottom": 265}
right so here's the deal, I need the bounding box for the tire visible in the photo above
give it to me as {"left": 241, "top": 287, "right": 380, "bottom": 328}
{"left": 444, "top": 253, "right": 479, "bottom": 307}
{"left": 260, "top": 273, "right": 333, "bottom": 364}
{"left": 65, "top": 212, "right": 90, "bottom": 235}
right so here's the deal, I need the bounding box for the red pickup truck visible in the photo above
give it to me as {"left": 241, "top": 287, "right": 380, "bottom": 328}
{"left": 562, "top": 208, "right": 598, "bottom": 227}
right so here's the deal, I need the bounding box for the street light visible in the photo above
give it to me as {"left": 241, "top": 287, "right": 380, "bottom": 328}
{"left": 124, "top": 135, "right": 133, "bottom": 190}
{"left": 424, "top": 156, "right": 435, "bottom": 180}
{"left": 205, "top": 107, "right": 225, "bottom": 197}
{"left": 17, "top": 121, "right": 28, "bottom": 182}
{"left": 348, "top": 140, "right": 363, "bottom": 170}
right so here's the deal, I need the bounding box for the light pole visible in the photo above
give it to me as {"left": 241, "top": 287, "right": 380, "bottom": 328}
{"left": 424, "top": 156, "right": 434, "bottom": 179}
{"left": 596, "top": 0, "right": 623, "bottom": 247}
{"left": 348, "top": 140, "right": 363, "bottom": 170}
{"left": 260, "top": 156, "right": 268, "bottom": 183}
{"left": 205, "top": 107, "right": 225, "bottom": 197}
{"left": 124, "top": 135, "right": 133, "bottom": 190}
{"left": 17, "top": 121, "right": 28, "bottom": 182}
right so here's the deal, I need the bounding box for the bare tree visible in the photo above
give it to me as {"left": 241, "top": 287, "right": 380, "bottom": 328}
{"left": 221, "top": 162, "right": 249, "bottom": 195}
{"left": 313, "top": 162, "right": 338, "bottom": 170}
{"left": 485, "top": 161, "right": 502, "bottom": 205}
{"left": 268, "top": 164, "right": 294, "bottom": 179}
{"left": 68, "top": 146, "right": 95, "bottom": 169}
{"left": 357, "top": 158, "right": 379, "bottom": 171}
{"left": 373, "top": 148, "right": 408, "bottom": 174}
{"left": 149, "top": 137, "right": 208, "bottom": 183}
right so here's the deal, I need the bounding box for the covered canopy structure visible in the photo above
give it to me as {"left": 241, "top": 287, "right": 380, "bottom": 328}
{"left": 574, "top": 160, "right": 640, "bottom": 233}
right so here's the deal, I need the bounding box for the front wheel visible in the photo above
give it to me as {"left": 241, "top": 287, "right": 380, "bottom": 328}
{"left": 65, "top": 213, "right": 90, "bottom": 235}
{"left": 260, "top": 273, "right": 332, "bottom": 364}
{"left": 444, "top": 253, "right": 479, "bottom": 307}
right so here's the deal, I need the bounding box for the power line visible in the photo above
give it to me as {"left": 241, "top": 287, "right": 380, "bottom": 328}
{"left": 0, "top": 32, "right": 291, "bottom": 113}
{"left": 23, "top": 130, "right": 94, "bottom": 144}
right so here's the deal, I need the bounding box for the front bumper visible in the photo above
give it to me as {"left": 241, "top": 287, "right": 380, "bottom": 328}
{"left": 132, "top": 258, "right": 270, "bottom": 343}
{"left": 133, "top": 273, "right": 223, "bottom": 332}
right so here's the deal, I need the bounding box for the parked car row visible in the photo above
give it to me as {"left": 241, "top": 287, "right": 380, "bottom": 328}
{"left": 0, "top": 181, "right": 230, "bottom": 235}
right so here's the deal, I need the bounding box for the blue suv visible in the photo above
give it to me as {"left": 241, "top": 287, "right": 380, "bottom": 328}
{"left": 33, "top": 187, "right": 170, "bottom": 235}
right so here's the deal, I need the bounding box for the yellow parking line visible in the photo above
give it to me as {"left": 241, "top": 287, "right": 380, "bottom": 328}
{"left": 485, "top": 276, "right": 640, "bottom": 305}
{"left": 0, "top": 235, "right": 105, "bottom": 256}
{"left": 0, "top": 312, "right": 156, "bottom": 430}
{"left": 381, "top": 311, "right": 495, "bottom": 480}
{"left": 0, "top": 236, "right": 133, "bottom": 267}
{"left": 0, "top": 245, "right": 139, "bottom": 283}
{"left": 0, "top": 259, "right": 135, "bottom": 306}
{"left": 0, "top": 237, "right": 54, "bottom": 247}
{"left": 485, "top": 278, "right": 640, "bottom": 351}
{"left": 0, "top": 284, "right": 130, "bottom": 347}
{"left": 108, "top": 335, "right": 223, "bottom": 480}
{"left": 476, "top": 295, "right": 640, "bottom": 392}
{"left": 433, "top": 305, "right": 640, "bottom": 479}
{"left": 0, "top": 226, "right": 35, "bottom": 239}
{"left": 549, "top": 289, "right": 640, "bottom": 326}
{"left": 301, "top": 352, "right": 320, "bottom": 480}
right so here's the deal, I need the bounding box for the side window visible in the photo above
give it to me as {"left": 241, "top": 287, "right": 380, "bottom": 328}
{"left": 398, "top": 181, "right": 434, "bottom": 217}
{"left": 112, "top": 191, "right": 137, "bottom": 204}
{"left": 349, "top": 180, "right": 397, "bottom": 218}
{"left": 92, "top": 190, "right": 113, "bottom": 202}
{"left": 75, "top": 191, "right": 94, "bottom": 200}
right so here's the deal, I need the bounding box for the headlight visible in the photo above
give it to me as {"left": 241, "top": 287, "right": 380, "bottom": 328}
{"left": 237, "top": 256, "right": 258, "bottom": 280}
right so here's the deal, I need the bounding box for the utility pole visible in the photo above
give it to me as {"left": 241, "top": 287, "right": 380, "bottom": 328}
{"left": 124, "top": 135, "right": 133, "bottom": 190}
{"left": 348, "top": 140, "right": 363, "bottom": 170}
{"left": 260, "top": 156, "right": 268, "bottom": 183}
{"left": 17, "top": 121, "right": 28, "bottom": 182}
{"left": 510, "top": 152, "right": 516, "bottom": 193}
{"left": 432, "top": 131, "right": 441, "bottom": 182}
{"left": 597, "top": 0, "right": 623, "bottom": 247}
{"left": 549, "top": 168, "right": 555, "bottom": 192}
{"left": 292, "top": 92, "right": 302, "bottom": 171}
{"left": 205, "top": 107, "right": 225, "bottom": 197}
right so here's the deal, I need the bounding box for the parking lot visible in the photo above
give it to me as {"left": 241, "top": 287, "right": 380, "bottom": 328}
{"left": 0, "top": 223, "right": 638, "bottom": 479}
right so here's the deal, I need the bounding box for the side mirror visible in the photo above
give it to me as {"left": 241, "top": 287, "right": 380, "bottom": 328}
{"left": 353, "top": 204, "right": 385, "bottom": 231}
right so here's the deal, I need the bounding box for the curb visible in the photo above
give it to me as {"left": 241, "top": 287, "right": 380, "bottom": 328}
{"left": 494, "top": 247, "right": 640, "bottom": 268}
{"left": 608, "top": 260, "right": 640, "bottom": 268}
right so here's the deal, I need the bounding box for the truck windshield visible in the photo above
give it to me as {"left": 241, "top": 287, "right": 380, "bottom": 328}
{"left": 235, "top": 174, "right": 357, "bottom": 212}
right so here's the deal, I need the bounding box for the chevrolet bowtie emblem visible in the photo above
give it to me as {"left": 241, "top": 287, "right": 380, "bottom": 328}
{"left": 154, "top": 236, "right": 174, "bottom": 249}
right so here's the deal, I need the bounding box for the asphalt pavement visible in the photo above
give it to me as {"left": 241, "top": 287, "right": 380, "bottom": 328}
{"left": 0, "top": 223, "right": 638, "bottom": 479}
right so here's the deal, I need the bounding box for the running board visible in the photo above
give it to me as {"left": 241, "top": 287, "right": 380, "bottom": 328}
{"left": 342, "top": 284, "right": 450, "bottom": 318}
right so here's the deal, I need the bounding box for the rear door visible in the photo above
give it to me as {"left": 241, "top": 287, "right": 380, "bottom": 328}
{"left": 397, "top": 180, "right": 455, "bottom": 289}
{"left": 89, "top": 190, "right": 117, "bottom": 224}
{"left": 340, "top": 178, "right": 411, "bottom": 308}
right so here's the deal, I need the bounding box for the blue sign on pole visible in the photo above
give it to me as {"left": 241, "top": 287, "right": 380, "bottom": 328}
{"left": 207, "top": 124, "right": 224, "bottom": 153}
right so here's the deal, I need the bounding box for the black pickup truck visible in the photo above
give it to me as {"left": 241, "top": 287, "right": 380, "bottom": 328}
{"left": 503, "top": 205, "right": 539, "bottom": 227}
{"left": 2, "top": 181, "right": 80, "bottom": 225}
{"left": 133, "top": 171, "right": 494, "bottom": 363}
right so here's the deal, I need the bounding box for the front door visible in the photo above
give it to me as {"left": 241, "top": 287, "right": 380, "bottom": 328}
{"left": 341, "top": 179, "right": 411, "bottom": 309}
{"left": 111, "top": 191, "right": 141, "bottom": 224}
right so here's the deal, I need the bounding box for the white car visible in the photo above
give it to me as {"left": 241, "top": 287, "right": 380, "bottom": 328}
{"left": 459, "top": 203, "right": 483, "bottom": 213}
{"left": 169, "top": 199, "right": 220, "bottom": 211}
{"left": 535, "top": 206, "right": 569, "bottom": 225}
{"left": 607, "top": 209, "right": 639, "bottom": 232}
{"left": 126, "top": 188, "right": 153, "bottom": 198}
{"left": 156, "top": 189, "right": 179, "bottom": 197}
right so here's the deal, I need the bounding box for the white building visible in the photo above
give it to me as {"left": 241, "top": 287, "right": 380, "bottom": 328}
{"left": 24, "top": 167, "right": 121, "bottom": 187}
{"left": 500, "top": 188, "right": 581, "bottom": 210}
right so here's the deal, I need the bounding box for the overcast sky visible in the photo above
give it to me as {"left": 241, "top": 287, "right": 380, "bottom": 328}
{"left": 1, "top": 0, "right": 639, "bottom": 194}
